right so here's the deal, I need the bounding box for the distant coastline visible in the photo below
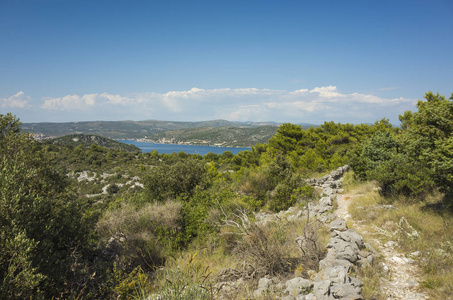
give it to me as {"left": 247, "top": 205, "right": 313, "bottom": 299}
{"left": 119, "top": 140, "right": 251, "bottom": 155}
{"left": 118, "top": 138, "right": 249, "bottom": 148}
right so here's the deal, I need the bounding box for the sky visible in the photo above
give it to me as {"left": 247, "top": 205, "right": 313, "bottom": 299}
{"left": 1, "top": 0, "right": 452, "bottom": 125}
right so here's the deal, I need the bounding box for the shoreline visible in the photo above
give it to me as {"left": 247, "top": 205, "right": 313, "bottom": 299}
{"left": 117, "top": 139, "right": 252, "bottom": 149}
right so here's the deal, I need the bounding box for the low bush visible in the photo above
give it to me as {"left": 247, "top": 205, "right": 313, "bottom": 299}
{"left": 267, "top": 182, "right": 314, "bottom": 213}
{"left": 218, "top": 209, "right": 290, "bottom": 277}
{"left": 267, "top": 183, "right": 294, "bottom": 212}
{"left": 218, "top": 208, "right": 324, "bottom": 279}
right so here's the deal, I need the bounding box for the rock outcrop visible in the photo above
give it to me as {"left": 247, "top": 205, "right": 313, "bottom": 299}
{"left": 310, "top": 220, "right": 365, "bottom": 300}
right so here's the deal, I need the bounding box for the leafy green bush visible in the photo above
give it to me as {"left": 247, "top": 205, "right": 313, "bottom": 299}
{"left": 267, "top": 182, "right": 315, "bottom": 213}
{"left": 0, "top": 230, "right": 45, "bottom": 299}
{"left": 239, "top": 169, "right": 271, "bottom": 200}
{"left": 0, "top": 113, "right": 91, "bottom": 298}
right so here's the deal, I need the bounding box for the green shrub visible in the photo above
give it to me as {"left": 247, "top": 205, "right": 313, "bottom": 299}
{"left": 144, "top": 159, "right": 207, "bottom": 202}
{"left": 0, "top": 113, "right": 91, "bottom": 298}
{"left": 0, "top": 230, "right": 45, "bottom": 299}
{"left": 268, "top": 183, "right": 294, "bottom": 212}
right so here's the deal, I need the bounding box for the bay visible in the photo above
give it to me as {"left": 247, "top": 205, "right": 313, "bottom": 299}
{"left": 119, "top": 140, "right": 251, "bottom": 155}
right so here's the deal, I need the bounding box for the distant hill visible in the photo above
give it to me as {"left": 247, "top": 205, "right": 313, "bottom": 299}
{"left": 146, "top": 126, "right": 279, "bottom": 147}
{"left": 43, "top": 134, "right": 140, "bottom": 152}
{"left": 21, "top": 119, "right": 274, "bottom": 139}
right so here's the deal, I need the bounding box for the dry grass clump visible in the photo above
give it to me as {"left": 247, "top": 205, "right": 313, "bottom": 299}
{"left": 150, "top": 253, "right": 216, "bottom": 300}
{"left": 97, "top": 200, "right": 182, "bottom": 237}
{"left": 239, "top": 171, "right": 269, "bottom": 196}
{"left": 295, "top": 213, "right": 329, "bottom": 272}
{"left": 96, "top": 200, "right": 182, "bottom": 271}
{"left": 346, "top": 180, "right": 453, "bottom": 299}
{"left": 174, "top": 209, "right": 329, "bottom": 299}
{"left": 138, "top": 200, "right": 182, "bottom": 230}
{"left": 219, "top": 210, "right": 291, "bottom": 278}
{"left": 217, "top": 208, "right": 327, "bottom": 281}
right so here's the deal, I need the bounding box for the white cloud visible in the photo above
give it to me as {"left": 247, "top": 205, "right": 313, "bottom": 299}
{"left": 289, "top": 89, "right": 309, "bottom": 95}
{"left": 99, "top": 93, "right": 130, "bottom": 105}
{"left": 41, "top": 93, "right": 130, "bottom": 111}
{"left": 1, "top": 91, "right": 30, "bottom": 108}
{"left": 309, "top": 85, "right": 345, "bottom": 98}
{"left": 42, "top": 94, "right": 96, "bottom": 110}
{"left": 33, "top": 86, "right": 417, "bottom": 124}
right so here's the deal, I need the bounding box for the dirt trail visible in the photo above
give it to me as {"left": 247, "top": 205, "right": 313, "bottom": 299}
{"left": 335, "top": 193, "right": 429, "bottom": 300}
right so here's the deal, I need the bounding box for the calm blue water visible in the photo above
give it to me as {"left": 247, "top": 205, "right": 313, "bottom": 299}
{"left": 119, "top": 140, "right": 250, "bottom": 155}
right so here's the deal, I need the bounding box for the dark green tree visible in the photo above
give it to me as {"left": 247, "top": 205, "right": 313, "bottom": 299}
{"left": 401, "top": 92, "right": 453, "bottom": 200}
{"left": 351, "top": 92, "right": 453, "bottom": 201}
{"left": 268, "top": 123, "right": 304, "bottom": 154}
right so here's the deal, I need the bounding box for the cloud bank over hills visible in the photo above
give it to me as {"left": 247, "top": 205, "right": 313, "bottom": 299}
{"left": 2, "top": 86, "right": 416, "bottom": 125}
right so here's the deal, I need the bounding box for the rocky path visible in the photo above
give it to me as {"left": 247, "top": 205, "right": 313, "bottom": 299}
{"left": 248, "top": 166, "right": 368, "bottom": 300}
{"left": 335, "top": 193, "right": 428, "bottom": 300}
{"left": 221, "top": 166, "right": 429, "bottom": 299}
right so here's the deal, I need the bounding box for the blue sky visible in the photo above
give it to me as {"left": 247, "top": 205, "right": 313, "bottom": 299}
{"left": 1, "top": 0, "right": 452, "bottom": 124}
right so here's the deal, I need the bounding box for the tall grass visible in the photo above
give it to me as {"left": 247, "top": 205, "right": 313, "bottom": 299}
{"left": 148, "top": 252, "right": 216, "bottom": 300}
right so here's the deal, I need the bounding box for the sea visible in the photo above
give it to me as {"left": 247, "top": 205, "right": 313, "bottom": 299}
{"left": 119, "top": 140, "right": 251, "bottom": 155}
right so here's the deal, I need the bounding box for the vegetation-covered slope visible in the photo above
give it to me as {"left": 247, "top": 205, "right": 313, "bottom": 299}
{"left": 147, "top": 126, "right": 278, "bottom": 147}
{"left": 44, "top": 134, "right": 140, "bottom": 152}
{"left": 0, "top": 113, "right": 385, "bottom": 299}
